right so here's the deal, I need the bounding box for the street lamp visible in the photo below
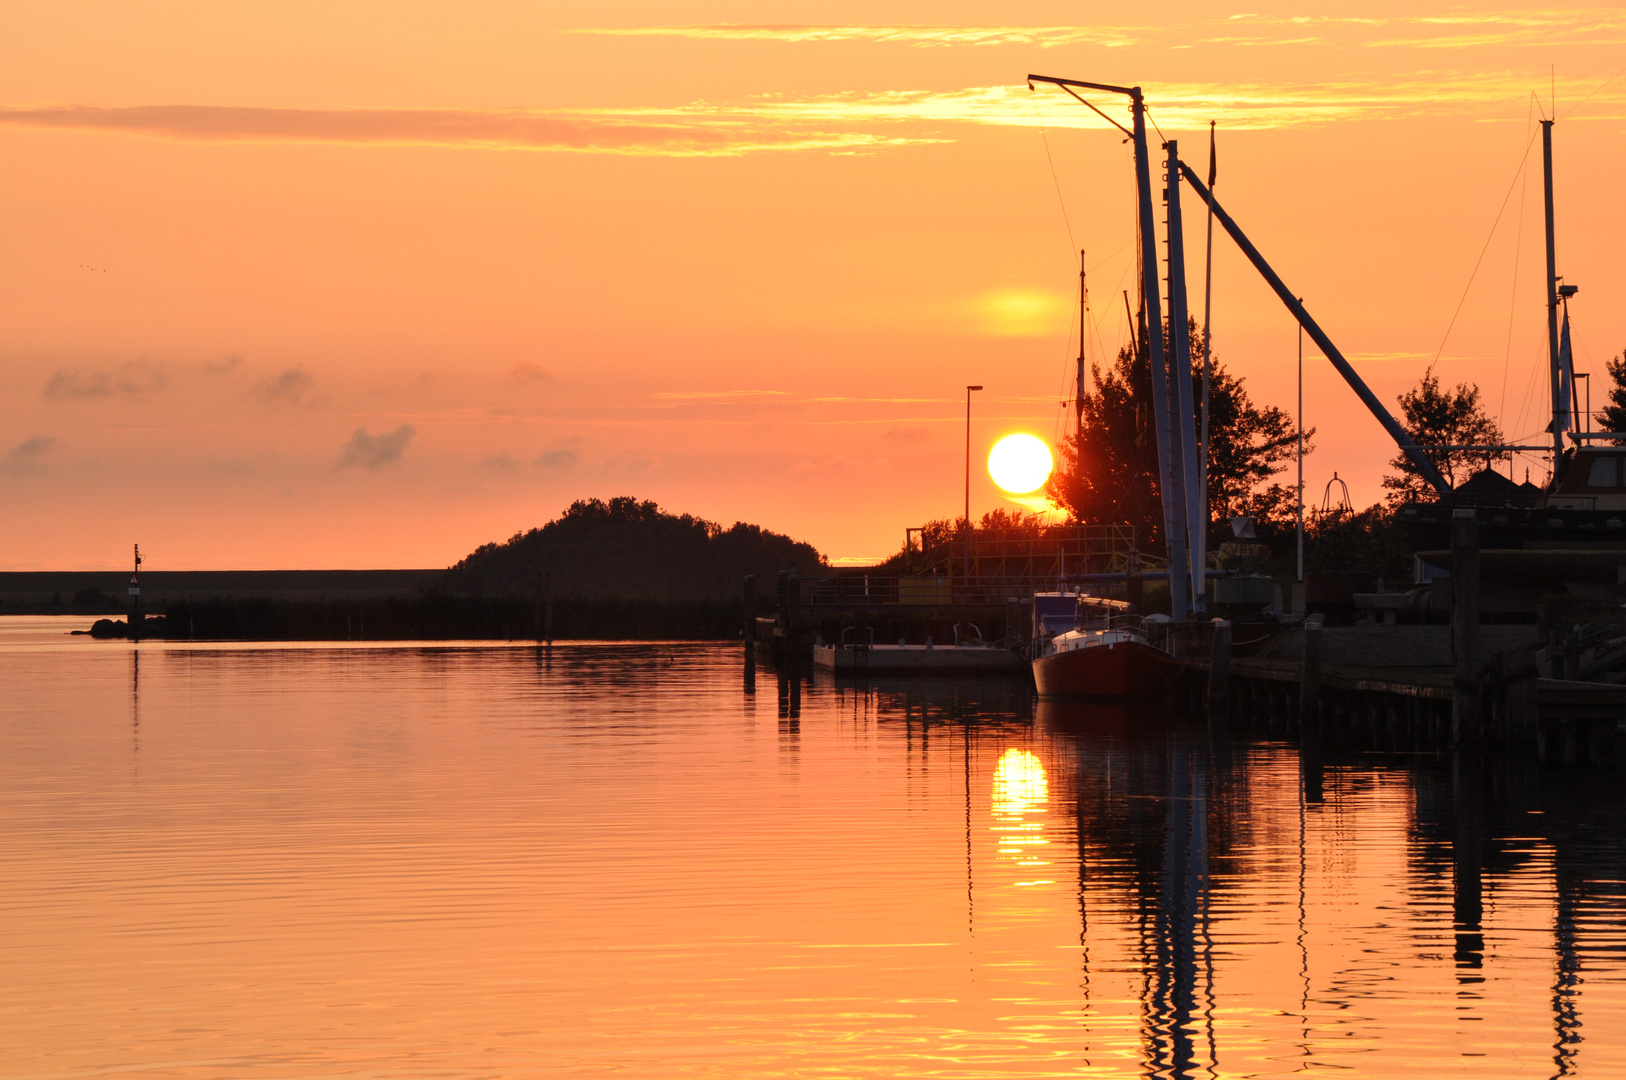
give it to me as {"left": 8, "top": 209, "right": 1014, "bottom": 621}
{"left": 965, "top": 385, "right": 983, "bottom": 588}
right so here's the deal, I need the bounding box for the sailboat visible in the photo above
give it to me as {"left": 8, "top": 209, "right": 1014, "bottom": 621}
{"left": 1024, "top": 75, "right": 1195, "bottom": 697}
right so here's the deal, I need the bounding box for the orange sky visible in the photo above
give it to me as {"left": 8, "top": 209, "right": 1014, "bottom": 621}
{"left": 3, "top": 2, "right": 1625, "bottom": 569}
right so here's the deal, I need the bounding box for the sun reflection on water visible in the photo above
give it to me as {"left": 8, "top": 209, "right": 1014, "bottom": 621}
{"left": 991, "top": 748, "right": 1051, "bottom": 876}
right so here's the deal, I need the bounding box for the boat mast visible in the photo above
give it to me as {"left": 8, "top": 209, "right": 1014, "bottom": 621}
{"left": 1028, "top": 73, "right": 1192, "bottom": 619}
{"left": 1164, "top": 140, "right": 1204, "bottom": 615}
{"left": 1197, "top": 122, "right": 1215, "bottom": 600}
{"left": 1133, "top": 96, "right": 1191, "bottom": 621}
{"left": 1543, "top": 119, "right": 1564, "bottom": 465}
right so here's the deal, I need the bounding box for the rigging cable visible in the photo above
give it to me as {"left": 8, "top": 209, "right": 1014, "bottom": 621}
{"left": 1559, "top": 60, "right": 1626, "bottom": 121}
{"left": 1498, "top": 93, "right": 1538, "bottom": 429}
{"left": 1030, "top": 94, "right": 1078, "bottom": 256}
{"left": 1429, "top": 123, "right": 1541, "bottom": 368}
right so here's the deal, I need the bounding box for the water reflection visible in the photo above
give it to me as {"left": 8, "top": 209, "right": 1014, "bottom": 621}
{"left": 4, "top": 637, "right": 1625, "bottom": 1078}
{"left": 991, "top": 748, "right": 1050, "bottom": 871}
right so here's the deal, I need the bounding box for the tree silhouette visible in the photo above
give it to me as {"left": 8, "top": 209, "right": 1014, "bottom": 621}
{"left": 450, "top": 497, "right": 824, "bottom": 600}
{"left": 1381, "top": 367, "right": 1502, "bottom": 505}
{"left": 1593, "top": 348, "right": 1626, "bottom": 443}
{"left": 1046, "top": 320, "right": 1302, "bottom": 553}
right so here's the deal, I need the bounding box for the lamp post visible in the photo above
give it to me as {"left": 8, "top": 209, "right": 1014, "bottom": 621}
{"left": 965, "top": 385, "right": 982, "bottom": 589}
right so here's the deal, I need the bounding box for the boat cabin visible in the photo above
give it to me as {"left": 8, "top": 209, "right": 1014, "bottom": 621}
{"left": 1547, "top": 448, "right": 1626, "bottom": 511}
{"left": 1031, "top": 592, "right": 1132, "bottom": 638}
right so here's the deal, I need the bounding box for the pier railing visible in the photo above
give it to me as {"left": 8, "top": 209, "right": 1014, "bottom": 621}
{"left": 902, "top": 523, "right": 1159, "bottom": 580}
{"left": 794, "top": 575, "right": 1107, "bottom": 608}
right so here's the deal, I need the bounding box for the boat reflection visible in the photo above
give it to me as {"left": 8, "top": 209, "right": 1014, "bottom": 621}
{"left": 1036, "top": 698, "right": 1622, "bottom": 1078}
{"left": 772, "top": 660, "right": 1626, "bottom": 1077}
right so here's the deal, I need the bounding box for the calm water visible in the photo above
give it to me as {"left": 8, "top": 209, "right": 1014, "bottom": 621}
{"left": 2, "top": 616, "right": 1623, "bottom": 1078}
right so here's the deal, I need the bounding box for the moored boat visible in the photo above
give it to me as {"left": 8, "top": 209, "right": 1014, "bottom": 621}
{"left": 1030, "top": 596, "right": 1183, "bottom": 697}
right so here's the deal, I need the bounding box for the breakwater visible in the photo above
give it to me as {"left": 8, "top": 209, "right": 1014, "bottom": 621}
{"left": 101, "top": 593, "right": 759, "bottom": 641}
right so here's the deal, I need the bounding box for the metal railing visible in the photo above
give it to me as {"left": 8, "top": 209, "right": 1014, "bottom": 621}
{"left": 901, "top": 523, "right": 1158, "bottom": 579}
{"left": 796, "top": 575, "right": 1109, "bottom": 607}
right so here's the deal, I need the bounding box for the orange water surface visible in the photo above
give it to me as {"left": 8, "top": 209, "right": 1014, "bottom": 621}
{"left": 1, "top": 617, "right": 1622, "bottom": 1077}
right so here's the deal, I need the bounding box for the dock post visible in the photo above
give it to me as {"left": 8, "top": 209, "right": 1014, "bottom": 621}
{"left": 543, "top": 572, "right": 553, "bottom": 647}
{"left": 743, "top": 574, "right": 756, "bottom": 640}
{"left": 1451, "top": 508, "right": 1482, "bottom": 744}
{"left": 1299, "top": 620, "right": 1322, "bottom": 724}
{"left": 1207, "top": 619, "right": 1231, "bottom": 714}
{"left": 786, "top": 566, "right": 802, "bottom": 657}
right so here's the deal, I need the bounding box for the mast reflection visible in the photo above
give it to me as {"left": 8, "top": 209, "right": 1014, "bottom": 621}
{"left": 1041, "top": 698, "right": 1220, "bottom": 1079}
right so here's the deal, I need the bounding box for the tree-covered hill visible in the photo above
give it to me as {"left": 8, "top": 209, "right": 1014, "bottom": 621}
{"left": 448, "top": 497, "right": 825, "bottom": 600}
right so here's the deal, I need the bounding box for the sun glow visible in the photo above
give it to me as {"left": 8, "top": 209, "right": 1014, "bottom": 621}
{"left": 987, "top": 434, "right": 1053, "bottom": 494}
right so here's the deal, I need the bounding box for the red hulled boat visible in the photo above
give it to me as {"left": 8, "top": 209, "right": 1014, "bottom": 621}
{"left": 1030, "top": 595, "right": 1184, "bottom": 698}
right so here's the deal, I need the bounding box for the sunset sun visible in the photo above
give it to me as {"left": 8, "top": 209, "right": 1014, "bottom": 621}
{"left": 987, "top": 433, "right": 1053, "bottom": 494}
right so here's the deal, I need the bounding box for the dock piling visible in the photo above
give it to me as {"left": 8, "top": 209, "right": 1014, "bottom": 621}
{"left": 1451, "top": 509, "right": 1482, "bottom": 743}
{"left": 1207, "top": 619, "right": 1232, "bottom": 713}
{"left": 1299, "top": 621, "right": 1323, "bottom": 724}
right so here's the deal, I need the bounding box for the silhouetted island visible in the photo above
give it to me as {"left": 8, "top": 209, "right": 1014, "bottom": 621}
{"left": 448, "top": 496, "right": 823, "bottom": 600}
{"left": 45, "top": 497, "right": 824, "bottom": 641}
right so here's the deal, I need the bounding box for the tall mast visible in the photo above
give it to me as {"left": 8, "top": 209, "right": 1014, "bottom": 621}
{"left": 1133, "top": 95, "right": 1189, "bottom": 620}
{"left": 1164, "top": 140, "right": 1203, "bottom": 614}
{"left": 1197, "top": 122, "right": 1215, "bottom": 601}
{"left": 1027, "top": 74, "right": 1189, "bottom": 616}
{"left": 1544, "top": 119, "right": 1563, "bottom": 463}
{"left": 1075, "top": 249, "right": 1087, "bottom": 445}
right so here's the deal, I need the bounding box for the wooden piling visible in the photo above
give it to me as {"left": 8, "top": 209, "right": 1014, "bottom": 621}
{"left": 1207, "top": 619, "right": 1231, "bottom": 713}
{"left": 1451, "top": 509, "right": 1481, "bottom": 744}
{"left": 743, "top": 574, "right": 756, "bottom": 640}
{"left": 1300, "top": 621, "right": 1323, "bottom": 724}
{"left": 544, "top": 572, "right": 553, "bottom": 647}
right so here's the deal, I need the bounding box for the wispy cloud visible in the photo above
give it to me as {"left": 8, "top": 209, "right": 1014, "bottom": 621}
{"left": 0, "top": 436, "right": 57, "bottom": 477}
{"left": 5, "top": 63, "right": 1619, "bottom": 173}
{"left": 338, "top": 424, "right": 416, "bottom": 469}
{"left": 511, "top": 362, "right": 555, "bottom": 383}
{"left": 777, "top": 76, "right": 1626, "bottom": 132}
{"left": 250, "top": 367, "right": 317, "bottom": 407}
{"left": 650, "top": 389, "right": 791, "bottom": 401}
{"left": 536, "top": 447, "right": 580, "bottom": 469}
{"left": 44, "top": 360, "right": 166, "bottom": 400}
{"left": 573, "top": 25, "right": 1143, "bottom": 48}
{"left": 0, "top": 104, "right": 934, "bottom": 156}
{"left": 580, "top": 12, "right": 1626, "bottom": 51}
